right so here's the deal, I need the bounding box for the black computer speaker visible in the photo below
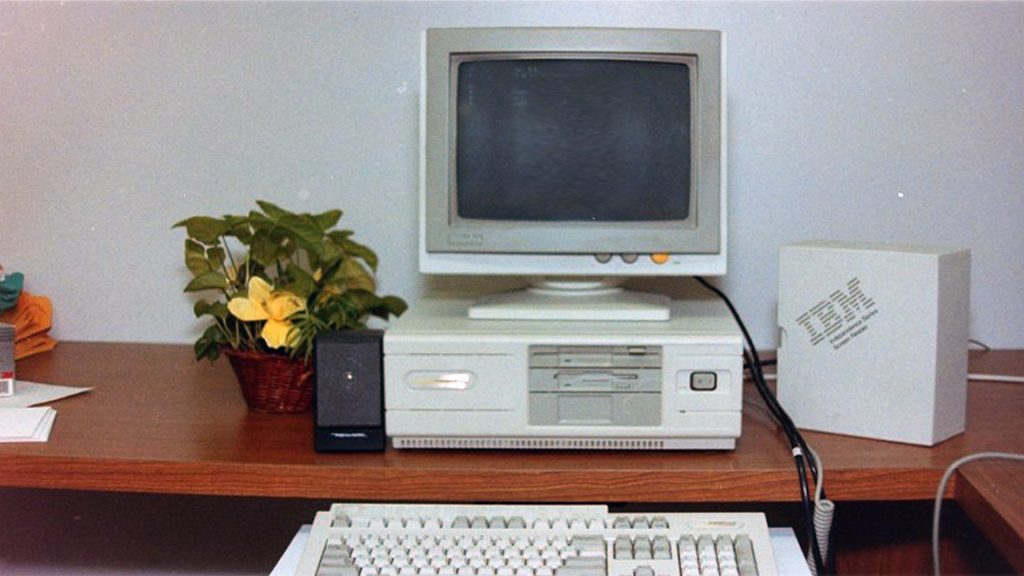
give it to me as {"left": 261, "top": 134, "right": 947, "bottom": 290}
{"left": 314, "top": 330, "right": 386, "bottom": 451}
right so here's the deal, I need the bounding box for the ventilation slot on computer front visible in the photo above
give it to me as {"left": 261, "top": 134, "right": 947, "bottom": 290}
{"left": 392, "top": 437, "right": 669, "bottom": 450}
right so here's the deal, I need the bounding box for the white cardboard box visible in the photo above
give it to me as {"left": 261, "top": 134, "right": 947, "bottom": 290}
{"left": 777, "top": 240, "right": 970, "bottom": 446}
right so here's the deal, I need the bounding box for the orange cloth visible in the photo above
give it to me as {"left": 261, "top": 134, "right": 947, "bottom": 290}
{"left": 0, "top": 292, "right": 58, "bottom": 360}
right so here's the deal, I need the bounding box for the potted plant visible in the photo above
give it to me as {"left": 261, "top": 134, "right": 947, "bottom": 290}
{"left": 174, "top": 201, "right": 406, "bottom": 413}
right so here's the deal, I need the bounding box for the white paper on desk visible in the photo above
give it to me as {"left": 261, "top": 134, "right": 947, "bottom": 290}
{"left": 0, "top": 380, "right": 91, "bottom": 408}
{"left": 0, "top": 407, "right": 57, "bottom": 442}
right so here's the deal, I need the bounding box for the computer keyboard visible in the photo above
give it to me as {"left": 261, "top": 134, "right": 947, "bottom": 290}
{"left": 294, "top": 503, "right": 777, "bottom": 576}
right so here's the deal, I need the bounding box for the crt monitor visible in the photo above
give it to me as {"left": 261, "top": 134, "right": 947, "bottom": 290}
{"left": 419, "top": 28, "right": 726, "bottom": 320}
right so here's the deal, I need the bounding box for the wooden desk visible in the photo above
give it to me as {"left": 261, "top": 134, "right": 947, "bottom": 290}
{"left": 956, "top": 460, "right": 1024, "bottom": 573}
{"left": 950, "top": 349, "right": 1024, "bottom": 574}
{"left": 0, "top": 343, "right": 1021, "bottom": 573}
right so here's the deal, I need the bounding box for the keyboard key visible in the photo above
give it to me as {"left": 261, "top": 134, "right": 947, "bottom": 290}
{"left": 333, "top": 515, "right": 352, "bottom": 528}
{"left": 557, "top": 556, "right": 607, "bottom": 576}
{"left": 633, "top": 535, "right": 653, "bottom": 559}
{"left": 508, "top": 516, "right": 527, "bottom": 529}
{"left": 569, "top": 535, "right": 606, "bottom": 557}
{"left": 614, "top": 535, "right": 632, "bottom": 559}
{"left": 653, "top": 535, "right": 673, "bottom": 559}
{"left": 315, "top": 561, "right": 360, "bottom": 569}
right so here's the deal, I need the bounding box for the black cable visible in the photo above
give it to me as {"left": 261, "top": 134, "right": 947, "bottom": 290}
{"left": 702, "top": 278, "right": 825, "bottom": 574}
{"left": 703, "top": 283, "right": 815, "bottom": 480}
{"left": 695, "top": 277, "right": 827, "bottom": 575}
{"left": 747, "top": 354, "right": 825, "bottom": 497}
{"left": 747, "top": 355, "right": 826, "bottom": 503}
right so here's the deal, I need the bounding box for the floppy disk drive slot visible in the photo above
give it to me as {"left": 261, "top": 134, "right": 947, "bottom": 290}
{"left": 530, "top": 369, "right": 661, "bottom": 393}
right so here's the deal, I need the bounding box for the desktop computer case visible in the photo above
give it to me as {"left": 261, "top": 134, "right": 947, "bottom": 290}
{"left": 383, "top": 298, "right": 744, "bottom": 450}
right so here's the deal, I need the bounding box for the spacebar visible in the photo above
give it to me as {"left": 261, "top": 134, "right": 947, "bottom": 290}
{"left": 556, "top": 557, "right": 608, "bottom": 576}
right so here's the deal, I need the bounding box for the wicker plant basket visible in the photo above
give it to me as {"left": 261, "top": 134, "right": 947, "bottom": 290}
{"left": 222, "top": 348, "right": 313, "bottom": 414}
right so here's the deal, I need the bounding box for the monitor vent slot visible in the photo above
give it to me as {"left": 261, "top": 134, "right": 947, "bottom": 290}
{"left": 392, "top": 437, "right": 669, "bottom": 450}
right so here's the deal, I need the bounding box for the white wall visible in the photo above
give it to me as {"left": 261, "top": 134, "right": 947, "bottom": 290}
{"left": 2, "top": 1, "right": 1022, "bottom": 349}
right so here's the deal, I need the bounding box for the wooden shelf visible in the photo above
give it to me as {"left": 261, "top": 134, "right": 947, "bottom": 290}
{"left": 1, "top": 343, "right": 1021, "bottom": 504}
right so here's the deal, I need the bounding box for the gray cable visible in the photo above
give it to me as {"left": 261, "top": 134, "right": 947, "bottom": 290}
{"left": 932, "top": 451, "right": 1024, "bottom": 576}
{"left": 805, "top": 445, "right": 835, "bottom": 576}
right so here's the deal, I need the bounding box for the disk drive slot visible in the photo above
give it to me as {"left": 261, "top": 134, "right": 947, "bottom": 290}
{"left": 528, "top": 345, "right": 662, "bottom": 427}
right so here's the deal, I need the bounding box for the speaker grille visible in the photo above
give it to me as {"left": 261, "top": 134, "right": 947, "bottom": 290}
{"left": 315, "top": 331, "right": 383, "bottom": 428}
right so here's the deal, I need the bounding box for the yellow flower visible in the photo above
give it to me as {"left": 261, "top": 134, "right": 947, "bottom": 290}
{"left": 228, "top": 277, "right": 306, "bottom": 349}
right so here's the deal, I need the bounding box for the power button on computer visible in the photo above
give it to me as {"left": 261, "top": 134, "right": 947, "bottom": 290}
{"left": 690, "top": 372, "right": 718, "bottom": 391}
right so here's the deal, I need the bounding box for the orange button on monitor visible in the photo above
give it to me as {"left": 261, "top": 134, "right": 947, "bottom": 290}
{"left": 650, "top": 253, "right": 670, "bottom": 264}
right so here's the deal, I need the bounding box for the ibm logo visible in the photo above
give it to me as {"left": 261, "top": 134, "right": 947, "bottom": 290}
{"left": 795, "top": 277, "right": 879, "bottom": 350}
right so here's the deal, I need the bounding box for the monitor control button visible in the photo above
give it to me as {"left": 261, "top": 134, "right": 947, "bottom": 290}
{"left": 650, "top": 253, "right": 670, "bottom": 264}
{"left": 621, "top": 253, "right": 639, "bottom": 264}
{"left": 595, "top": 253, "right": 613, "bottom": 263}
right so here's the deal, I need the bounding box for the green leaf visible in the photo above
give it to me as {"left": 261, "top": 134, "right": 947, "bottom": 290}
{"left": 337, "top": 258, "right": 376, "bottom": 292}
{"left": 224, "top": 215, "right": 253, "bottom": 243}
{"left": 320, "top": 237, "right": 344, "bottom": 264}
{"left": 327, "top": 230, "right": 354, "bottom": 242}
{"left": 340, "top": 238, "right": 379, "bottom": 271}
{"left": 287, "top": 310, "right": 332, "bottom": 361}
{"left": 245, "top": 260, "right": 269, "bottom": 284}
{"left": 318, "top": 258, "right": 343, "bottom": 287}
{"left": 361, "top": 294, "right": 408, "bottom": 322}
{"left": 323, "top": 299, "right": 363, "bottom": 329}
{"left": 184, "top": 270, "right": 229, "bottom": 292}
{"left": 185, "top": 239, "right": 212, "bottom": 276}
{"left": 313, "top": 209, "right": 342, "bottom": 232}
{"left": 278, "top": 213, "right": 324, "bottom": 252}
{"left": 279, "top": 265, "right": 317, "bottom": 300}
{"left": 206, "top": 246, "right": 226, "bottom": 272}
{"left": 249, "top": 230, "right": 279, "bottom": 267}
{"left": 380, "top": 295, "right": 408, "bottom": 317}
{"left": 248, "top": 210, "right": 275, "bottom": 231}
{"left": 194, "top": 299, "right": 229, "bottom": 320}
{"left": 173, "top": 216, "right": 228, "bottom": 245}
{"left": 256, "top": 200, "right": 288, "bottom": 221}
{"left": 194, "top": 324, "right": 226, "bottom": 362}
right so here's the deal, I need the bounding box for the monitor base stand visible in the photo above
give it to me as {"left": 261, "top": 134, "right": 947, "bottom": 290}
{"left": 468, "top": 279, "right": 671, "bottom": 321}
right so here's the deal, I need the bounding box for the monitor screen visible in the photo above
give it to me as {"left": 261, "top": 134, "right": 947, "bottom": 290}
{"left": 421, "top": 28, "right": 725, "bottom": 278}
{"left": 456, "top": 58, "right": 691, "bottom": 223}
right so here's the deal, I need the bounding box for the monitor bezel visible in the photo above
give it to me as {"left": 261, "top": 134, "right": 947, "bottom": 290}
{"left": 420, "top": 27, "right": 726, "bottom": 276}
